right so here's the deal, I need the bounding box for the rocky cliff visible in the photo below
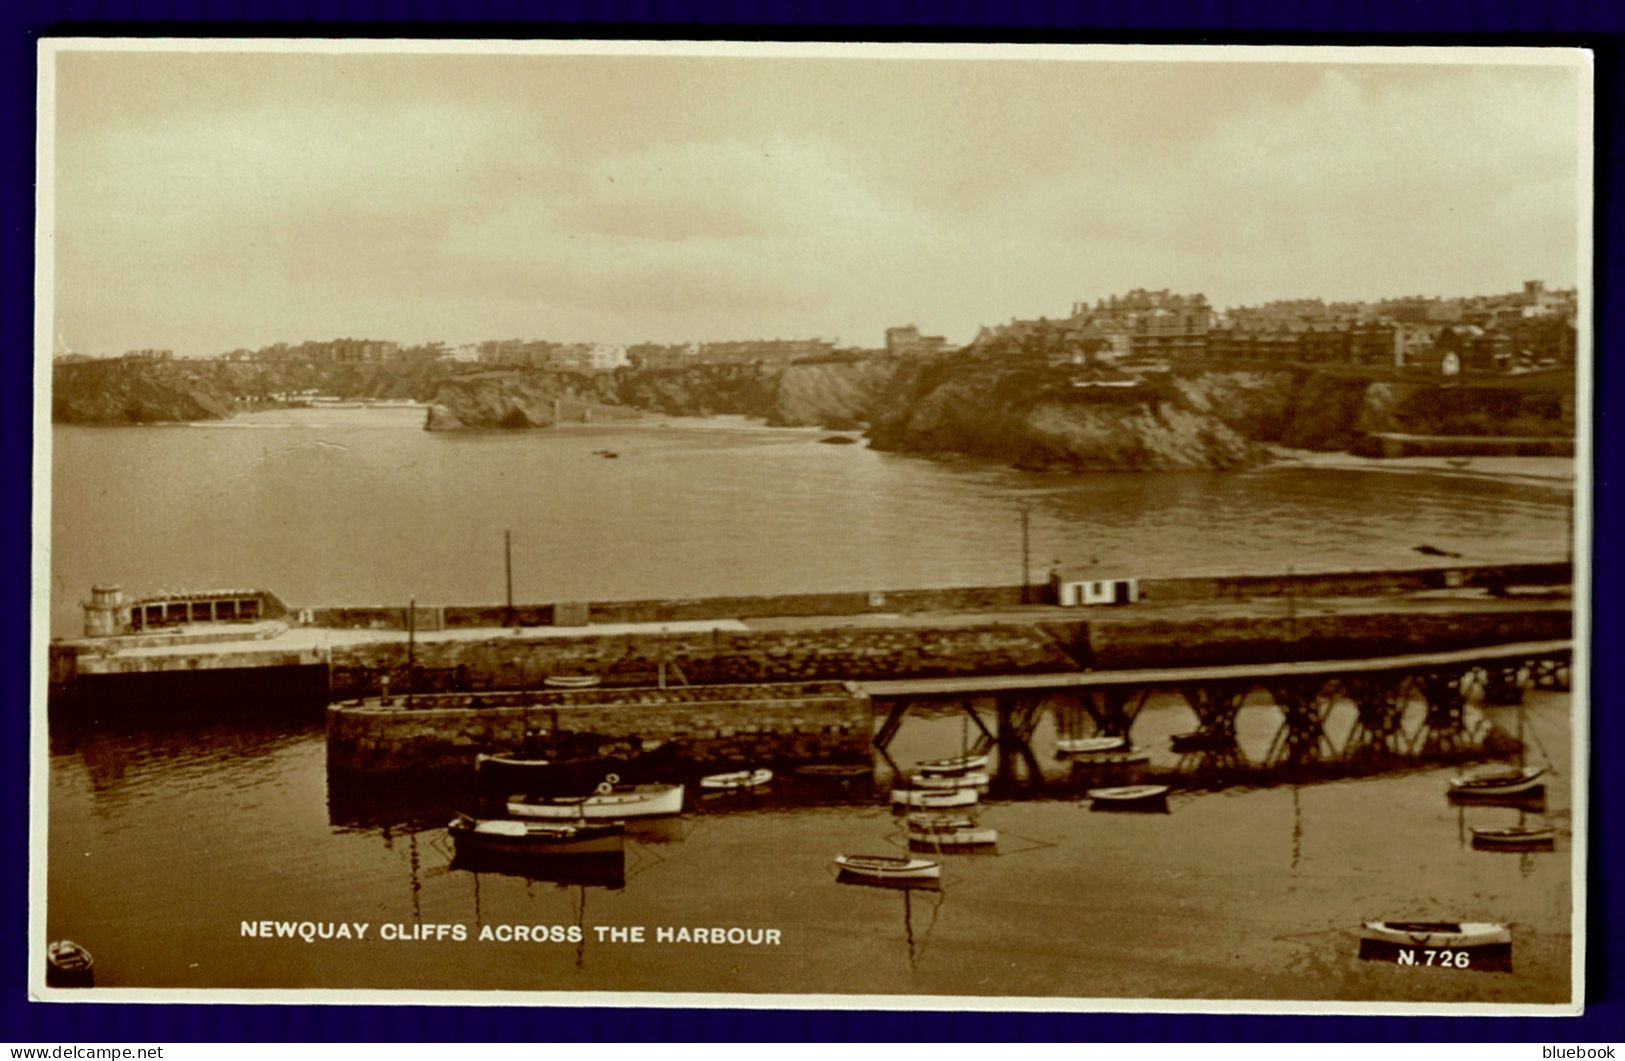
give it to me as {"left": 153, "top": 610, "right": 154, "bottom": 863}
{"left": 866, "top": 361, "right": 1286, "bottom": 471}
{"left": 607, "top": 358, "right": 889, "bottom": 428}
{"left": 53, "top": 359, "right": 239, "bottom": 424}
{"left": 53, "top": 353, "right": 1575, "bottom": 471}
{"left": 423, "top": 371, "right": 620, "bottom": 430}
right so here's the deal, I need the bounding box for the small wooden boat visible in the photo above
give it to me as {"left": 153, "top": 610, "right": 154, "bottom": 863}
{"left": 700, "top": 768, "right": 773, "bottom": 791}
{"left": 1170, "top": 730, "right": 1231, "bottom": 753}
{"left": 542, "top": 674, "right": 602, "bottom": 689}
{"left": 916, "top": 754, "right": 989, "bottom": 776}
{"left": 1470, "top": 825, "right": 1556, "bottom": 851}
{"left": 906, "top": 812, "right": 978, "bottom": 830}
{"left": 448, "top": 814, "right": 625, "bottom": 857}
{"left": 1087, "top": 784, "right": 1171, "bottom": 813}
{"left": 508, "top": 782, "right": 684, "bottom": 820}
{"left": 792, "top": 763, "right": 873, "bottom": 778}
{"left": 1057, "top": 736, "right": 1128, "bottom": 756}
{"left": 1358, "top": 921, "right": 1512, "bottom": 968}
{"left": 891, "top": 787, "right": 979, "bottom": 810}
{"left": 45, "top": 940, "right": 94, "bottom": 988}
{"left": 833, "top": 854, "right": 941, "bottom": 882}
{"left": 906, "top": 819, "right": 997, "bottom": 848}
{"left": 910, "top": 771, "right": 990, "bottom": 790}
{"left": 1449, "top": 766, "right": 1547, "bottom": 800}
{"left": 477, "top": 744, "right": 679, "bottom": 798}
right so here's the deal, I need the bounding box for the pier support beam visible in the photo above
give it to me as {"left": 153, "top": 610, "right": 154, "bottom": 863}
{"left": 1265, "top": 678, "right": 1338, "bottom": 767}
{"left": 994, "top": 692, "right": 1046, "bottom": 791}
{"left": 1342, "top": 675, "right": 1410, "bottom": 760}
{"left": 1174, "top": 681, "right": 1249, "bottom": 775}
{"left": 1529, "top": 656, "right": 1571, "bottom": 692}
{"left": 1081, "top": 688, "right": 1150, "bottom": 740}
{"left": 1481, "top": 665, "right": 1527, "bottom": 706}
{"left": 1413, "top": 669, "right": 1473, "bottom": 755}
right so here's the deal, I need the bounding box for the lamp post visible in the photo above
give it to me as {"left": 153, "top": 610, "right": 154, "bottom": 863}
{"left": 1020, "top": 506, "right": 1031, "bottom": 604}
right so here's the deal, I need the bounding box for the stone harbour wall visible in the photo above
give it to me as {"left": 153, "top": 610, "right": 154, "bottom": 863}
{"left": 326, "top": 680, "right": 871, "bottom": 773}
{"left": 295, "top": 563, "right": 1569, "bottom": 632}
{"left": 327, "top": 622, "right": 1083, "bottom": 698}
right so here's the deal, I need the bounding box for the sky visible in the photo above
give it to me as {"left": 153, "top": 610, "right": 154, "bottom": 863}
{"left": 46, "top": 46, "right": 1588, "bottom": 357}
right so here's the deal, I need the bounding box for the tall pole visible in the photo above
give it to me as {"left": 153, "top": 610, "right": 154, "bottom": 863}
{"left": 406, "top": 596, "right": 416, "bottom": 708}
{"left": 1020, "top": 507, "right": 1031, "bottom": 604}
{"left": 505, "top": 528, "right": 514, "bottom": 627}
{"left": 1286, "top": 566, "right": 1296, "bottom": 641}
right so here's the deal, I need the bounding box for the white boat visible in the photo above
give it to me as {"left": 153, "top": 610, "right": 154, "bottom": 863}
{"left": 1470, "top": 825, "right": 1556, "bottom": 851}
{"left": 542, "top": 675, "right": 602, "bottom": 689}
{"left": 909, "top": 771, "right": 990, "bottom": 790}
{"left": 508, "top": 782, "right": 684, "bottom": 820}
{"left": 906, "top": 819, "right": 998, "bottom": 848}
{"left": 1358, "top": 921, "right": 1512, "bottom": 967}
{"left": 833, "top": 854, "right": 941, "bottom": 881}
{"left": 45, "top": 940, "right": 95, "bottom": 988}
{"left": 916, "top": 754, "right": 989, "bottom": 776}
{"left": 1360, "top": 921, "right": 1511, "bottom": 948}
{"left": 1057, "top": 736, "right": 1128, "bottom": 756}
{"left": 906, "top": 812, "right": 978, "bottom": 830}
{"left": 1087, "top": 784, "right": 1170, "bottom": 812}
{"left": 700, "top": 768, "right": 773, "bottom": 791}
{"left": 1449, "top": 766, "right": 1547, "bottom": 799}
{"left": 1451, "top": 700, "right": 1548, "bottom": 801}
{"left": 891, "top": 787, "right": 979, "bottom": 810}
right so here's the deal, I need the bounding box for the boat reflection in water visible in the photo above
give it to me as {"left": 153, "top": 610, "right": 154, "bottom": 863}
{"left": 450, "top": 847, "right": 628, "bottom": 891}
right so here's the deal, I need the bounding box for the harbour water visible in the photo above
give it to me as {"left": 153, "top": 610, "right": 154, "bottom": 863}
{"left": 43, "top": 411, "right": 1576, "bottom": 1003}
{"left": 48, "top": 409, "right": 1572, "bottom": 638}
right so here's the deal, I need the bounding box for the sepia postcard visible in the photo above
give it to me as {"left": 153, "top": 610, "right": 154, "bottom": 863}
{"left": 31, "top": 39, "right": 1592, "bottom": 1014}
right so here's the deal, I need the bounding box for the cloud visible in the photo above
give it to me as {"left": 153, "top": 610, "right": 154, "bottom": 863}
{"left": 48, "top": 51, "right": 1586, "bottom": 354}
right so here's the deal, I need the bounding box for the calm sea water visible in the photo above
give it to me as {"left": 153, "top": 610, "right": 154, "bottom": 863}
{"left": 43, "top": 411, "right": 1576, "bottom": 1003}
{"left": 48, "top": 408, "right": 1570, "bottom": 638}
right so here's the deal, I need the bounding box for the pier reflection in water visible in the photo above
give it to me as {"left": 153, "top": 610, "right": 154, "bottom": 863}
{"left": 45, "top": 689, "right": 1572, "bottom": 1000}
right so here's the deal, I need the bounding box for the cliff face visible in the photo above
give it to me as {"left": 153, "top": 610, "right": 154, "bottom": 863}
{"left": 53, "top": 360, "right": 237, "bottom": 424}
{"left": 867, "top": 361, "right": 1283, "bottom": 471}
{"left": 424, "top": 371, "right": 620, "bottom": 431}
{"left": 53, "top": 354, "right": 1576, "bottom": 471}
{"left": 607, "top": 359, "right": 890, "bottom": 428}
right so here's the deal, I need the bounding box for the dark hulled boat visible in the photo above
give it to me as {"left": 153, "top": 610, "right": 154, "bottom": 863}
{"left": 475, "top": 742, "right": 680, "bottom": 799}
{"left": 447, "top": 814, "right": 625, "bottom": 857}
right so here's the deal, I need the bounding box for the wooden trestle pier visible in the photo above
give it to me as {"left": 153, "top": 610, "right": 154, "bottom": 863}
{"left": 855, "top": 639, "right": 1573, "bottom": 787}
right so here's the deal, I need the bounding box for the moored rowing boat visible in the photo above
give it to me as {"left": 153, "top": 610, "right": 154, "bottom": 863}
{"left": 508, "top": 783, "right": 685, "bottom": 820}
{"left": 1057, "top": 736, "right": 1128, "bottom": 756}
{"left": 1470, "top": 825, "right": 1556, "bottom": 851}
{"left": 1357, "top": 920, "right": 1512, "bottom": 969}
{"left": 890, "top": 787, "right": 979, "bottom": 810}
{"left": 833, "top": 854, "right": 941, "bottom": 881}
{"left": 909, "top": 771, "right": 989, "bottom": 790}
{"left": 448, "top": 814, "right": 625, "bottom": 857}
{"left": 916, "top": 754, "right": 989, "bottom": 776}
{"left": 1086, "top": 784, "right": 1170, "bottom": 812}
{"left": 700, "top": 768, "right": 773, "bottom": 791}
